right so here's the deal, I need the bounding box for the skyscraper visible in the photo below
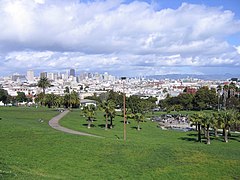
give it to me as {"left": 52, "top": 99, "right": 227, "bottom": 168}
{"left": 26, "top": 70, "right": 34, "bottom": 82}
{"left": 70, "top": 69, "right": 75, "bottom": 77}
{"left": 40, "top": 72, "right": 47, "bottom": 78}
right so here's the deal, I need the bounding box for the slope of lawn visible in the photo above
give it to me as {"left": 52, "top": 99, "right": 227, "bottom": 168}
{"left": 0, "top": 107, "right": 239, "bottom": 179}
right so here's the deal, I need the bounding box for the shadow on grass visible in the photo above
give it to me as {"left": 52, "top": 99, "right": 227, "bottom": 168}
{"left": 179, "top": 137, "right": 197, "bottom": 142}
{"left": 82, "top": 124, "right": 96, "bottom": 128}
{"left": 120, "top": 120, "right": 131, "bottom": 124}
{"left": 131, "top": 126, "right": 142, "bottom": 130}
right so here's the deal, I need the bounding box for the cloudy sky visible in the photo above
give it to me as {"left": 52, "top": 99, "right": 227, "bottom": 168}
{"left": 0, "top": 0, "right": 240, "bottom": 76}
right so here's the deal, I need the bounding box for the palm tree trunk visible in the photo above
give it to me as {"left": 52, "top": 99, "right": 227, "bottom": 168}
{"left": 105, "top": 113, "right": 108, "bottom": 130}
{"left": 224, "top": 128, "right": 228, "bottom": 143}
{"left": 137, "top": 120, "right": 140, "bottom": 131}
{"left": 204, "top": 127, "right": 207, "bottom": 138}
{"left": 206, "top": 124, "right": 210, "bottom": 144}
{"left": 228, "top": 127, "right": 231, "bottom": 137}
{"left": 88, "top": 117, "right": 91, "bottom": 129}
{"left": 214, "top": 128, "right": 218, "bottom": 137}
{"left": 197, "top": 123, "right": 201, "bottom": 142}
{"left": 110, "top": 117, "right": 113, "bottom": 129}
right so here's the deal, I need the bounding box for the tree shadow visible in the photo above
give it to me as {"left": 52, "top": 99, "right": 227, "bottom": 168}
{"left": 120, "top": 120, "right": 131, "bottom": 124}
{"left": 131, "top": 126, "right": 142, "bottom": 130}
{"left": 82, "top": 124, "right": 96, "bottom": 128}
{"left": 179, "top": 137, "right": 198, "bottom": 142}
{"left": 98, "top": 124, "right": 106, "bottom": 128}
{"left": 229, "top": 136, "right": 240, "bottom": 142}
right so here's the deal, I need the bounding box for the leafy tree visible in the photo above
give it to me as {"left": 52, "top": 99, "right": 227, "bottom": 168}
{"left": 37, "top": 77, "right": 51, "bottom": 94}
{"left": 178, "top": 93, "right": 194, "bottom": 110}
{"left": 16, "top": 92, "right": 27, "bottom": 103}
{"left": 0, "top": 88, "right": 9, "bottom": 105}
{"left": 193, "top": 86, "right": 217, "bottom": 110}
{"left": 64, "top": 86, "right": 70, "bottom": 94}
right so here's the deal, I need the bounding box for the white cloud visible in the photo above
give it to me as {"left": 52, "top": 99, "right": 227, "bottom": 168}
{"left": 0, "top": 0, "right": 240, "bottom": 75}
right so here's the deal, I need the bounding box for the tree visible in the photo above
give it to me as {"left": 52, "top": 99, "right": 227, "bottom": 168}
{"left": 55, "top": 95, "right": 64, "bottom": 108}
{"left": 64, "top": 94, "right": 71, "bottom": 108}
{"left": 0, "top": 88, "right": 9, "bottom": 105}
{"left": 34, "top": 92, "right": 45, "bottom": 106}
{"left": 44, "top": 93, "right": 57, "bottom": 108}
{"left": 37, "top": 77, "right": 51, "bottom": 94}
{"left": 101, "top": 100, "right": 115, "bottom": 130}
{"left": 219, "top": 110, "right": 237, "bottom": 143}
{"left": 134, "top": 113, "right": 144, "bottom": 131}
{"left": 193, "top": 86, "right": 217, "bottom": 110}
{"left": 16, "top": 92, "right": 27, "bottom": 103}
{"left": 212, "top": 112, "right": 220, "bottom": 137}
{"left": 83, "top": 104, "right": 96, "bottom": 129}
{"left": 217, "top": 85, "right": 222, "bottom": 111}
{"left": 190, "top": 112, "right": 204, "bottom": 142}
{"left": 201, "top": 113, "right": 212, "bottom": 144}
{"left": 70, "top": 91, "right": 80, "bottom": 108}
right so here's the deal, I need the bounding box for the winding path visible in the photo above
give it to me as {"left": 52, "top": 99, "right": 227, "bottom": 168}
{"left": 49, "top": 110, "right": 101, "bottom": 138}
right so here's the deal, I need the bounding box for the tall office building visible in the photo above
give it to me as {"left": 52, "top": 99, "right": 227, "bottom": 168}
{"left": 70, "top": 69, "right": 75, "bottom": 77}
{"left": 47, "top": 72, "right": 54, "bottom": 80}
{"left": 40, "top": 72, "right": 47, "bottom": 78}
{"left": 26, "top": 70, "right": 34, "bottom": 82}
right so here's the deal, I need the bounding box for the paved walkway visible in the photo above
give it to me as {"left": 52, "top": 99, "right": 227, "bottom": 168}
{"left": 49, "top": 110, "right": 101, "bottom": 138}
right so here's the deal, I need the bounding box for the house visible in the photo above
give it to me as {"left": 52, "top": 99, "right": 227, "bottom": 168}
{"left": 80, "top": 99, "right": 97, "bottom": 107}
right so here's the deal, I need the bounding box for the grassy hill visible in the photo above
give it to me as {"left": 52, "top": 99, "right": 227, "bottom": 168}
{"left": 0, "top": 107, "right": 239, "bottom": 179}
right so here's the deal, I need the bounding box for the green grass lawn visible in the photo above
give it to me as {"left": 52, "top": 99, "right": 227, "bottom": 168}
{"left": 0, "top": 107, "right": 239, "bottom": 179}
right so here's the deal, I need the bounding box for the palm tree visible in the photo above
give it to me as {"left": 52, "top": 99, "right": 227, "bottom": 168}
{"left": 64, "top": 94, "right": 71, "bottom": 108}
{"left": 37, "top": 77, "right": 51, "bottom": 94}
{"left": 34, "top": 92, "right": 45, "bottom": 106}
{"left": 219, "top": 110, "right": 236, "bottom": 143}
{"left": 101, "top": 100, "right": 115, "bottom": 130}
{"left": 134, "top": 113, "right": 144, "bottom": 131}
{"left": 190, "top": 112, "right": 204, "bottom": 142}
{"left": 212, "top": 112, "right": 220, "bottom": 137}
{"left": 83, "top": 105, "right": 95, "bottom": 129}
{"left": 55, "top": 95, "right": 64, "bottom": 108}
{"left": 70, "top": 91, "right": 80, "bottom": 108}
{"left": 201, "top": 113, "right": 212, "bottom": 144}
{"left": 45, "top": 93, "right": 57, "bottom": 108}
{"left": 217, "top": 85, "right": 222, "bottom": 111}
{"left": 108, "top": 104, "right": 116, "bottom": 129}
{"left": 223, "top": 85, "right": 229, "bottom": 110}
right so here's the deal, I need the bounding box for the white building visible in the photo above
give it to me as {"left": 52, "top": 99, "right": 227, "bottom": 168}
{"left": 26, "top": 70, "right": 34, "bottom": 82}
{"left": 47, "top": 72, "right": 54, "bottom": 80}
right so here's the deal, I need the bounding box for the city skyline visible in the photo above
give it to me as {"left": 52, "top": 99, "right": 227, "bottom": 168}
{"left": 0, "top": 0, "right": 240, "bottom": 76}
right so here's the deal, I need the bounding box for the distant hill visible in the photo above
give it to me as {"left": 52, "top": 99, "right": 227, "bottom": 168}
{"left": 146, "top": 74, "right": 240, "bottom": 81}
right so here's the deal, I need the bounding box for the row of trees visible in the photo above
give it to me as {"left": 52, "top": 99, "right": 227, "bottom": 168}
{"left": 159, "top": 84, "right": 240, "bottom": 112}
{"left": 84, "top": 90, "right": 157, "bottom": 130}
{"left": 0, "top": 88, "right": 32, "bottom": 105}
{"left": 35, "top": 77, "right": 80, "bottom": 108}
{"left": 190, "top": 110, "right": 240, "bottom": 144}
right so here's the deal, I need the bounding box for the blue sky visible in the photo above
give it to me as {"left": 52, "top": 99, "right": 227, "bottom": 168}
{"left": 0, "top": 0, "right": 240, "bottom": 76}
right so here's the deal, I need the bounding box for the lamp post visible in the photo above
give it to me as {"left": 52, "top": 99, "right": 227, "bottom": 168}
{"left": 121, "top": 77, "right": 127, "bottom": 141}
